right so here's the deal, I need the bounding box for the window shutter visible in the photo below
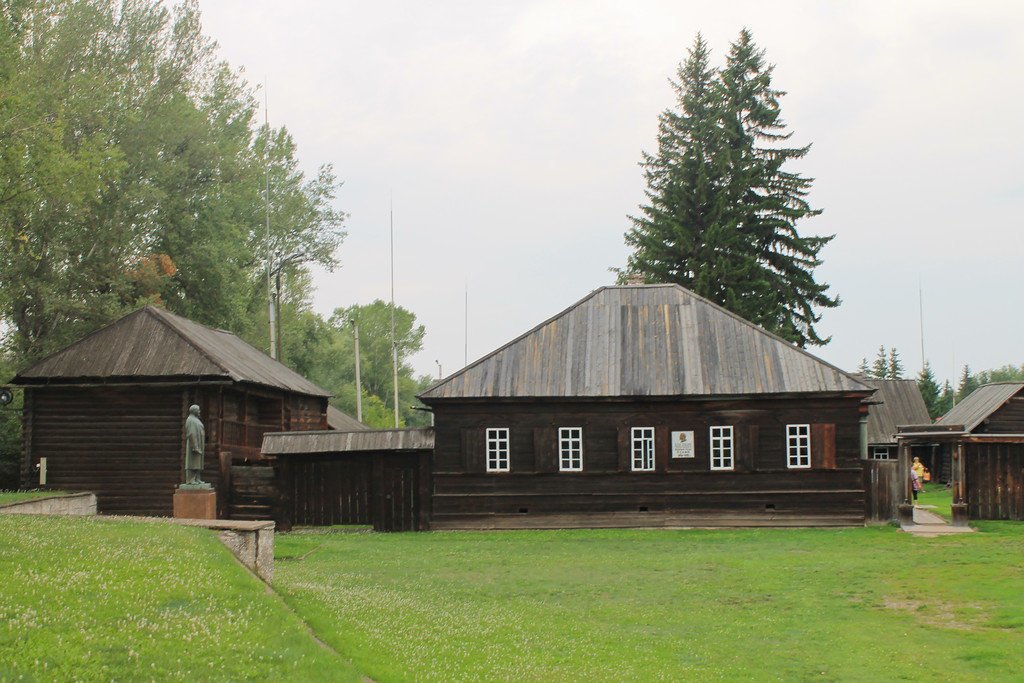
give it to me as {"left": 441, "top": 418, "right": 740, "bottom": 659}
{"left": 461, "top": 428, "right": 485, "bottom": 473}
{"left": 533, "top": 427, "right": 558, "bottom": 472}
{"left": 655, "top": 426, "right": 669, "bottom": 473}
{"left": 811, "top": 423, "right": 836, "bottom": 469}
{"left": 617, "top": 426, "right": 630, "bottom": 472}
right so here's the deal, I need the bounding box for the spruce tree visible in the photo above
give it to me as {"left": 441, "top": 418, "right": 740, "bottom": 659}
{"left": 857, "top": 358, "right": 870, "bottom": 376}
{"left": 957, "top": 365, "right": 979, "bottom": 401}
{"left": 917, "top": 361, "right": 942, "bottom": 419}
{"left": 887, "top": 347, "right": 904, "bottom": 379}
{"left": 871, "top": 346, "right": 888, "bottom": 379}
{"left": 936, "top": 380, "right": 955, "bottom": 417}
{"left": 622, "top": 35, "right": 747, "bottom": 302}
{"left": 621, "top": 30, "right": 837, "bottom": 347}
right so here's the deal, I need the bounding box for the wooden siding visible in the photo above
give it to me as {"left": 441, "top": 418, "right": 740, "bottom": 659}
{"left": 966, "top": 443, "right": 1024, "bottom": 520}
{"left": 975, "top": 397, "right": 1024, "bottom": 434}
{"left": 25, "top": 387, "right": 184, "bottom": 516}
{"left": 431, "top": 396, "right": 866, "bottom": 528}
{"left": 277, "top": 452, "right": 430, "bottom": 532}
{"left": 421, "top": 285, "right": 870, "bottom": 400}
{"left": 863, "top": 459, "right": 900, "bottom": 523}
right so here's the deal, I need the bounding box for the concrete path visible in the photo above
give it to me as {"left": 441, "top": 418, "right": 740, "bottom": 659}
{"left": 901, "top": 506, "right": 974, "bottom": 537}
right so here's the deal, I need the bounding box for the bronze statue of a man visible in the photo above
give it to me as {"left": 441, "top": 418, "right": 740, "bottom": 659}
{"left": 184, "top": 404, "right": 207, "bottom": 486}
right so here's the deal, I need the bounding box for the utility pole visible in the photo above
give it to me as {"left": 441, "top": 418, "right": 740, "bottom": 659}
{"left": 352, "top": 318, "right": 363, "bottom": 422}
{"left": 265, "top": 81, "right": 276, "bottom": 360}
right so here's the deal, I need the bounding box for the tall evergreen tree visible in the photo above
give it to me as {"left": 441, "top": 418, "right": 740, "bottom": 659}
{"left": 857, "top": 357, "right": 870, "bottom": 375}
{"left": 621, "top": 35, "right": 746, "bottom": 302}
{"left": 917, "top": 361, "right": 942, "bottom": 419}
{"left": 621, "top": 30, "right": 837, "bottom": 347}
{"left": 936, "top": 380, "right": 955, "bottom": 417}
{"left": 957, "top": 365, "right": 979, "bottom": 402}
{"left": 871, "top": 346, "right": 888, "bottom": 379}
{"left": 887, "top": 347, "right": 904, "bottom": 379}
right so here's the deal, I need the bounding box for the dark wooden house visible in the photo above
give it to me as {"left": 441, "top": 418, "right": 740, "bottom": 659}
{"left": 897, "top": 382, "right": 1024, "bottom": 521}
{"left": 12, "top": 305, "right": 340, "bottom": 518}
{"left": 417, "top": 284, "right": 875, "bottom": 529}
{"left": 858, "top": 376, "right": 931, "bottom": 461}
{"left": 262, "top": 428, "right": 434, "bottom": 532}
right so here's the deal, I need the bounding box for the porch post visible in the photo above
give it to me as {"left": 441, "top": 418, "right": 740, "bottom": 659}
{"left": 951, "top": 441, "right": 969, "bottom": 527}
{"left": 897, "top": 438, "right": 914, "bottom": 525}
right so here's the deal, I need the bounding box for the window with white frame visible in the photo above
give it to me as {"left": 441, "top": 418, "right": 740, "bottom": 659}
{"left": 559, "top": 427, "right": 583, "bottom": 472}
{"left": 710, "top": 426, "right": 734, "bottom": 470}
{"left": 870, "top": 446, "right": 893, "bottom": 461}
{"left": 631, "top": 427, "right": 655, "bottom": 471}
{"left": 486, "top": 427, "right": 510, "bottom": 472}
{"left": 787, "top": 424, "right": 811, "bottom": 468}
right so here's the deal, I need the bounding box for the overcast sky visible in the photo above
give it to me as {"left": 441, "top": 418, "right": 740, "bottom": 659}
{"left": 197, "top": 1, "right": 1023, "bottom": 387}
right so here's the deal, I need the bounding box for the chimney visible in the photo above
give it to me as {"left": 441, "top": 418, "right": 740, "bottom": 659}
{"left": 625, "top": 273, "right": 646, "bottom": 286}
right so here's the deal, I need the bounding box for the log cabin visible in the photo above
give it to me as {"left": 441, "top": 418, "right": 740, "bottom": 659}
{"left": 897, "top": 382, "right": 1024, "bottom": 521}
{"left": 857, "top": 376, "right": 931, "bottom": 461}
{"left": 11, "top": 305, "right": 352, "bottom": 518}
{"left": 417, "top": 284, "right": 876, "bottom": 529}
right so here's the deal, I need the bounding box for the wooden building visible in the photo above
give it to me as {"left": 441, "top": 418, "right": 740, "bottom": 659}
{"left": 897, "top": 382, "right": 1024, "bottom": 521}
{"left": 857, "top": 377, "right": 931, "bottom": 461}
{"left": 262, "top": 428, "right": 433, "bottom": 532}
{"left": 12, "top": 305, "right": 343, "bottom": 518}
{"left": 417, "top": 284, "right": 875, "bottom": 529}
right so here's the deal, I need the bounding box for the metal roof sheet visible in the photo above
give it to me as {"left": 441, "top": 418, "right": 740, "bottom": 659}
{"left": 15, "top": 306, "right": 331, "bottom": 397}
{"left": 419, "top": 284, "right": 872, "bottom": 400}
{"left": 936, "top": 382, "right": 1024, "bottom": 433}
{"left": 856, "top": 376, "right": 932, "bottom": 444}
{"left": 262, "top": 428, "right": 435, "bottom": 455}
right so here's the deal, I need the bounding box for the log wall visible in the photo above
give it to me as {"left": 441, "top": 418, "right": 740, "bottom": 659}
{"left": 966, "top": 442, "right": 1024, "bottom": 520}
{"left": 430, "top": 396, "right": 866, "bottom": 528}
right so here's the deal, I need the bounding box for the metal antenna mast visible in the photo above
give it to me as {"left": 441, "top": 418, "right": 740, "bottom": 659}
{"left": 919, "top": 277, "right": 926, "bottom": 371}
{"left": 390, "top": 202, "right": 400, "bottom": 428}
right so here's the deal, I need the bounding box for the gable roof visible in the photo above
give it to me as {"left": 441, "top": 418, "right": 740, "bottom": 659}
{"left": 419, "top": 284, "right": 871, "bottom": 400}
{"left": 936, "top": 382, "right": 1024, "bottom": 433}
{"left": 326, "top": 404, "right": 370, "bottom": 431}
{"left": 856, "top": 376, "right": 932, "bottom": 444}
{"left": 14, "top": 306, "right": 330, "bottom": 397}
{"left": 262, "top": 428, "right": 435, "bottom": 455}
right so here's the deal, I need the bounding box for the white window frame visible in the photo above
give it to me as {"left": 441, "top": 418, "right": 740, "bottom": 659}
{"left": 870, "top": 446, "right": 893, "bottom": 461}
{"left": 486, "top": 427, "right": 510, "bottom": 472}
{"left": 787, "top": 424, "right": 811, "bottom": 469}
{"left": 710, "top": 426, "right": 734, "bottom": 471}
{"left": 631, "top": 427, "right": 655, "bottom": 472}
{"left": 558, "top": 427, "right": 583, "bottom": 472}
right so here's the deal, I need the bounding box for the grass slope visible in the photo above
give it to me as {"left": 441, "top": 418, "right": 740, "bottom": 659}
{"left": 0, "top": 515, "right": 361, "bottom": 682}
{"left": 276, "top": 524, "right": 1024, "bottom": 682}
{"left": 0, "top": 489, "right": 66, "bottom": 504}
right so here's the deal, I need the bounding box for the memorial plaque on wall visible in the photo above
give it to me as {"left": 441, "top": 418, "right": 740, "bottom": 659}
{"left": 671, "top": 431, "right": 695, "bottom": 458}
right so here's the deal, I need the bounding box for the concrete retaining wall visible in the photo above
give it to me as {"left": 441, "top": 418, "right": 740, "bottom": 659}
{"left": 171, "top": 518, "right": 275, "bottom": 583}
{"left": 0, "top": 492, "right": 97, "bottom": 516}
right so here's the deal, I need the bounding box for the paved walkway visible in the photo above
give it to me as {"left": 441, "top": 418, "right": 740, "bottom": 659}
{"left": 901, "top": 505, "right": 974, "bottom": 537}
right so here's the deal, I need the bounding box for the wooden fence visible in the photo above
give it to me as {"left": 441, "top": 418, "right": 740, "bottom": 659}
{"left": 966, "top": 443, "right": 1024, "bottom": 520}
{"left": 863, "top": 459, "right": 900, "bottom": 523}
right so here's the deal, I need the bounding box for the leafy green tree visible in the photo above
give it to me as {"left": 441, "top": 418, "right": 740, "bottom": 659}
{"left": 621, "top": 30, "right": 836, "bottom": 347}
{"left": 975, "top": 364, "right": 1024, "bottom": 385}
{"left": 0, "top": 0, "right": 346, "bottom": 364}
{"left": 917, "top": 361, "right": 942, "bottom": 419}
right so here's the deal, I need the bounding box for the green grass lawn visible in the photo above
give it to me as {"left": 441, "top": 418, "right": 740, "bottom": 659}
{"left": 921, "top": 483, "right": 954, "bottom": 520}
{"left": 0, "top": 515, "right": 361, "bottom": 682}
{"left": 276, "top": 524, "right": 1024, "bottom": 682}
{"left": 0, "top": 489, "right": 66, "bottom": 504}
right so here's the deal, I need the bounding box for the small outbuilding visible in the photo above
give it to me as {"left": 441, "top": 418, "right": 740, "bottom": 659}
{"left": 856, "top": 376, "right": 932, "bottom": 461}
{"left": 417, "top": 284, "right": 876, "bottom": 529}
{"left": 897, "top": 382, "right": 1024, "bottom": 521}
{"left": 12, "top": 305, "right": 344, "bottom": 518}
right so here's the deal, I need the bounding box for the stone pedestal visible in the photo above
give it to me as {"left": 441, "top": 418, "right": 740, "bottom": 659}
{"left": 951, "top": 503, "right": 969, "bottom": 527}
{"left": 173, "top": 486, "right": 216, "bottom": 520}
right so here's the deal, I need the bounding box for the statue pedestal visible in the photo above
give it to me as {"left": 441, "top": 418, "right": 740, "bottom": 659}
{"left": 173, "top": 485, "right": 217, "bottom": 520}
